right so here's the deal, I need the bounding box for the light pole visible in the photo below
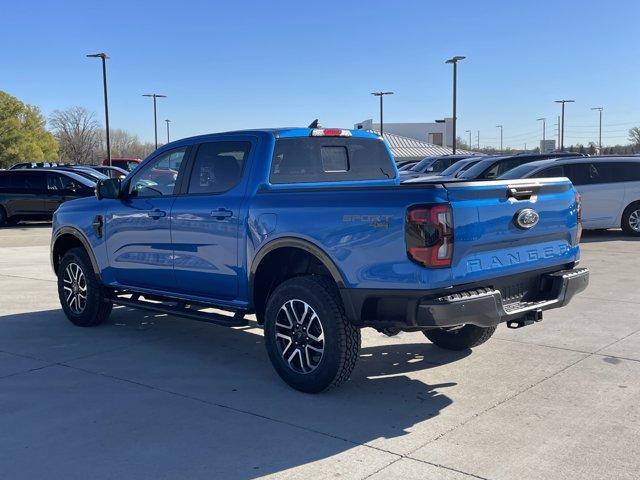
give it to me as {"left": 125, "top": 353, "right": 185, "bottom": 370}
{"left": 555, "top": 99, "right": 575, "bottom": 151}
{"left": 591, "top": 107, "right": 603, "bottom": 153}
{"left": 477, "top": 130, "right": 480, "bottom": 150}
{"left": 445, "top": 56, "right": 465, "bottom": 154}
{"left": 537, "top": 117, "right": 546, "bottom": 142}
{"left": 370, "top": 91, "right": 394, "bottom": 137}
{"left": 86, "top": 53, "right": 111, "bottom": 166}
{"left": 143, "top": 93, "right": 167, "bottom": 149}
{"left": 165, "top": 119, "right": 171, "bottom": 143}
{"left": 496, "top": 125, "right": 503, "bottom": 152}
{"left": 465, "top": 129, "right": 472, "bottom": 150}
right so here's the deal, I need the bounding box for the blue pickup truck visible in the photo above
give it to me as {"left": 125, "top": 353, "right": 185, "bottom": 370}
{"left": 50, "top": 127, "right": 589, "bottom": 392}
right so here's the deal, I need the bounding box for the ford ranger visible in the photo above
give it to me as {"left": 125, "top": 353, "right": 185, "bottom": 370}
{"left": 50, "top": 127, "right": 589, "bottom": 393}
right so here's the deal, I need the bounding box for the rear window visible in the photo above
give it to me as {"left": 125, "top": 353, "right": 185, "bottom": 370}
{"left": 0, "top": 171, "right": 45, "bottom": 190}
{"left": 611, "top": 162, "right": 640, "bottom": 182}
{"left": 270, "top": 137, "right": 394, "bottom": 184}
{"left": 0, "top": 173, "right": 10, "bottom": 188}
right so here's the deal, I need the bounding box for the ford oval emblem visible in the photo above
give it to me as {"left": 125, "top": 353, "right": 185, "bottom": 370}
{"left": 514, "top": 208, "right": 539, "bottom": 229}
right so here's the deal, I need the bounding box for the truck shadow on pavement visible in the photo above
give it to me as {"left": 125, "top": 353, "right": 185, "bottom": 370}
{"left": 0, "top": 306, "right": 466, "bottom": 479}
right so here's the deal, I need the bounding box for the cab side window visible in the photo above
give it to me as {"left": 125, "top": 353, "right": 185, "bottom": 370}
{"left": 187, "top": 141, "right": 251, "bottom": 194}
{"left": 47, "top": 173, "right": 80, "bottom": 192}
{"left": 537, "top": 166, "right": 565, "bottom": 178}
{"left": 485, "top": 159, "right": 521, "bottom": 179}
{"left": 10, "top": 172, "right": 45, "bottom": 191}
{"left": 129, "top": 148, "right": 187, "bottom": 197}
{"left": 428, "top": 159, "right": 446, "bottom": 172}
{"left": 565, "top": 163, "right": 610, "bottom": 185}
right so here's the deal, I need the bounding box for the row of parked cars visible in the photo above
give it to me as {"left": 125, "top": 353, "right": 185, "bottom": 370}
{"left": 399, "top": 152, "right": 640, "bottom": 236}
{"left": 0, "top": 163, "right": 129, "bottom": 226}
{"left": 2, "top": 149, "right": 640, "bottom": 236}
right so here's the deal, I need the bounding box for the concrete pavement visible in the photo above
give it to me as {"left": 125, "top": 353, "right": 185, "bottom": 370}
{"left": 0, "top": 224, "right": 638, "bottom": 479}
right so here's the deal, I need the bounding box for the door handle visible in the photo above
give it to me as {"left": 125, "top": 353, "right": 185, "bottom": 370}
{"left": 211, "top": 208, "right": 233, "bottom": 220}
{"left": 148, "top": 209, "right": 167, "bottom": 219}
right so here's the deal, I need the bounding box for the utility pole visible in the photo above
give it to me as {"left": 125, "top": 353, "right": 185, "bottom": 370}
{"left": 496, "top": 125, "right": 503, "bottom": 152}
{"left": 465, "top": 129, "right": 472, "bottom": 149}
{"left": 371, "top": 91, "right": 393, "bottom": 137}
{"left": 143, "top": 93, "right": 167, "bottom": 149}
{"left": 165, "top": 119, "right": 171, "bottom": 143}
{"left": 445, "top": 56, "right": 465, "bottom": 154}
{"left": 86, "top": 53, "right": 111, "bottom": 166}
{"left": 476, "top": 130, "right": 480, "bottom": 150}
{"left": 555, "top": 99, "right": 575, "bottom": 151}
{"left": 591, "top": 107, "right": 603, "bottom": 153}
{"left": 557, "top": 115, "right": 560, "bottom": 148}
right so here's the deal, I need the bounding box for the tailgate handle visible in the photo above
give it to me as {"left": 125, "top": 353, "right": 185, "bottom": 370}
{"left": 507, "top": 185, "right": 539, "bottom": 200}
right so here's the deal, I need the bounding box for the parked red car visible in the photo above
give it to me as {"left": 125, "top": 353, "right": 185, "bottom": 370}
{"left": 101, "top": 157, "right": 141, "bottom": 172}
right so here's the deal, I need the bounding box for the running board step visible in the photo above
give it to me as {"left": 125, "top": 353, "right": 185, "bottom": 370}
{"left": 111, "top": 294, "right": 248, "bottom": 327}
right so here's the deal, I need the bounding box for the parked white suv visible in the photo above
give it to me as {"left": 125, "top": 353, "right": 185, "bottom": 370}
{"left": 499, "top": 156, "right": 640, "bottom": 236}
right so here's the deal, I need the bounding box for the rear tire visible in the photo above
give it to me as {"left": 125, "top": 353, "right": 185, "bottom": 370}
{"left": 264, "top": 275, "right": 361, "bottom": 393}
{"left": 621, "top": 202, "right": 640, "bottom": 236}
{"left": 0, "top": 207, "right": 7, "bottom": 227}
{"left": 58, "top": 247, "right": 112, "bottom": 327}
{"left": 423, "top": 324, "right": 496, "bottom": 351}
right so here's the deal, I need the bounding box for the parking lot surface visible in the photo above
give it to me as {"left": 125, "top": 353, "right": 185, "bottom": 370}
{"left": 0, "top": 224, "right": 639, "bottom": 480}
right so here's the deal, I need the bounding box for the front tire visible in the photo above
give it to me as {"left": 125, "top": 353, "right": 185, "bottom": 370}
{"left": 423, "top": 324, "right": 496, "bottom": 351}
{"left": 621, "top": 202, "right": 640, "bottom": 236}
{"left": 58, "top": 247, "right": 112, "bottom": 327}
{"left": 264, "top": 276, "right": 361, "bottom": 393}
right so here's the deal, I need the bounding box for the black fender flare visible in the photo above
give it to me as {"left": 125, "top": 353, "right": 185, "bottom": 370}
{"left": 249, "top": 237, "right": 348, "bottom": 310}
{"left": 250, "top": 237, "right": 347, "bottom": 288}
{"left": 51, "top": 226, "right": 101, "bottom": 279}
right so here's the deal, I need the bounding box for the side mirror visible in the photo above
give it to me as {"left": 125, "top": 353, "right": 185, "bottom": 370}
{"left": 96, "top": 178, "right": 122, "bottom": 200}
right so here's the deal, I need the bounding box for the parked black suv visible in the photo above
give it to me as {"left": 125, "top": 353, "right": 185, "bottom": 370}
{"left": 0, "top": 169, "right": 95, "bottom": 226}
{"left": 457, "top": 152, "right": 586, "bottom": 180}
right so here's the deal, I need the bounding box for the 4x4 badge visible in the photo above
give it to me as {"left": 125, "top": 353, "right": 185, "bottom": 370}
{"left": 514, "top": 208, "right": 539, "bottom": 229}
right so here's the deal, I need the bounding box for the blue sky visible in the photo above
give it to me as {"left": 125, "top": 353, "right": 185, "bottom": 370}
{"left": 2, "top": 0, "right": 639, "bottom": 148}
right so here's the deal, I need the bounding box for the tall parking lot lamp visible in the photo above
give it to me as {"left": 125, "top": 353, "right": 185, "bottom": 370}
{"left": 86, "top": 53, "right": 111, "bottom": 166}
{"left": 143, "top": 93, "right": 167, "bottom": 149}
{"left": 537, "top": 117, "right": 546, "bottom": 143}
{"left": 371, "top": 91, "right": 394, "bottom": 137}
{"left": 496, "top": 125, "right": 503, "bottom": 152}
{"left": 445, "top": 56, "right": 465, "bottom": 154}
{"left": 465, "top": 129, "right": 472, "bottom": 149}
{"left": 555, "top": 100, "right": 575, "bottom": 151}
{"left": 591, "top": 107, "right": 603, "bottom": 153}
{"left": 165, "top": 119, "right": 171, "bottom": 143}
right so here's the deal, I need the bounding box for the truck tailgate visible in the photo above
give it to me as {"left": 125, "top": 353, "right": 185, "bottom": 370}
{"left": 443, "top": 178, "right": 580, "bottom": 285}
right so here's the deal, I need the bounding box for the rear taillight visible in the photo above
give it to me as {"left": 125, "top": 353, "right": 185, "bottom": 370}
{"left": 310, "top": 128, "right": 352, "bottom": 137}
{"left": 406, "top": 204, "right": 454, "bottom": 268}
{"left": 575, "top": 192, "right": 583, "bottom": 244}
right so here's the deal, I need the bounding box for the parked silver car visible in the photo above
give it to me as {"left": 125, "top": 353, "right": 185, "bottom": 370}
{"left": 499, "top": 156, "right": 640, "bottom": 235}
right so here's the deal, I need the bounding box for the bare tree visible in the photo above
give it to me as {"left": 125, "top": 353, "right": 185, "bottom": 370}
{"left": 96, "top": 128, "right": 155, "bottom": 160}
{"left": 49, "top": 107, "right": 101, "bottom": 164}
{"left": 629, "top": 127, "right": 640, "bottom": 145}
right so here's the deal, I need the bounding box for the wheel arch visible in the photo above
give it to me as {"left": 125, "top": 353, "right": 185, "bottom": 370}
{"left": 51, "top": 227, "right": 101, "bottom": 279}
{"left": 249, "top": 237, "right": 348, "bottom": 323}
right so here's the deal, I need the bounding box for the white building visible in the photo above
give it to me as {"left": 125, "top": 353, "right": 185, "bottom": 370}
{"left": 355, "top": 118, "right": 455, "bottom": 148}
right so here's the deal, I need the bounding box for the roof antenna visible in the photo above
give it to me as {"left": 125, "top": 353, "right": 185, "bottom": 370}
{"left": 308, "top": 119, "right": 320, "bottom": 128}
